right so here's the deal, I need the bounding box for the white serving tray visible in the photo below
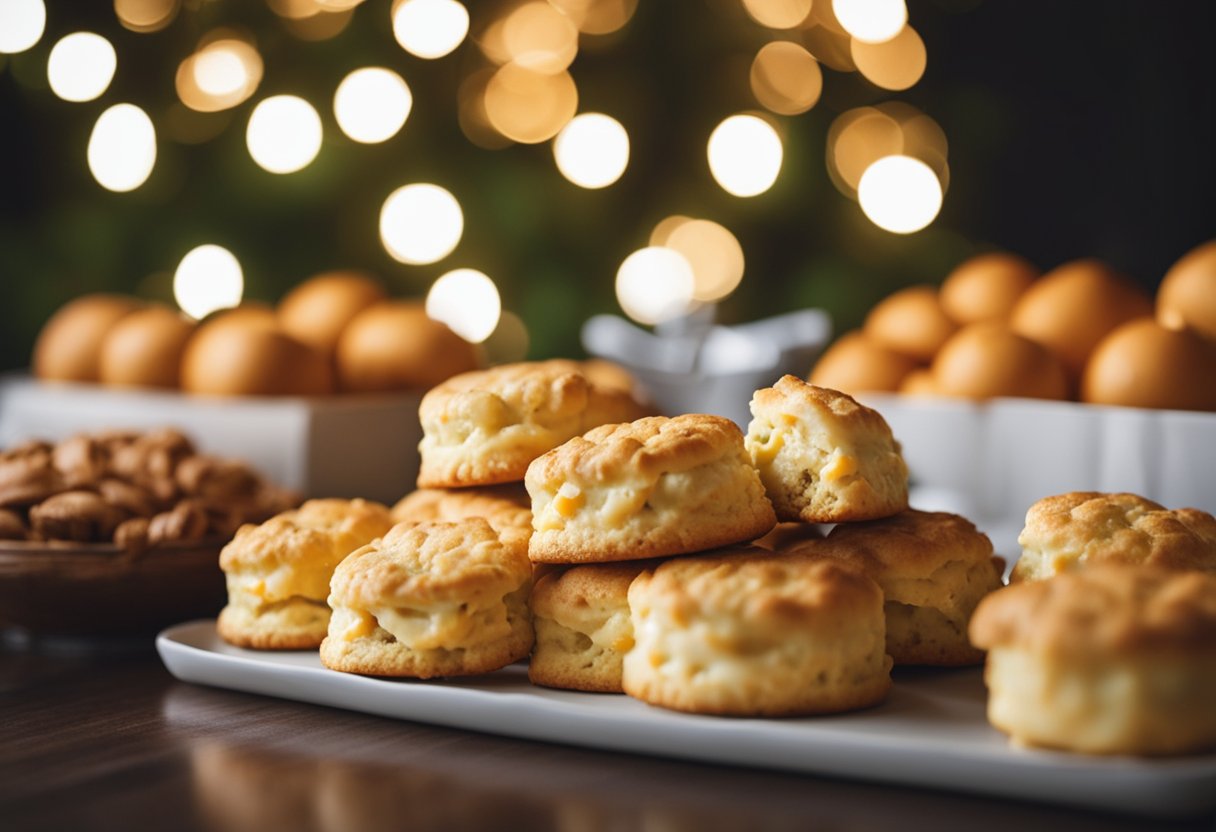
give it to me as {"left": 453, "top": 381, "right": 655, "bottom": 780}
{"left": 157, "top": 620, "right": 1216, "bottom": 818}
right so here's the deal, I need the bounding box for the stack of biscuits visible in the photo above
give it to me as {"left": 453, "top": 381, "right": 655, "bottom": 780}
{"left": 318, "top": 359, "right": 651, "bottom": 679}
{"left": 528, "top": 373, "right": 1005, "bottom": 717}
{"left": 210, "top": 356, "right": 1216, "bottom": 756}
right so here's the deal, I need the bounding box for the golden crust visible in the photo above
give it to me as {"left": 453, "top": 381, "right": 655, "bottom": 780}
{"left": 526, "top": 414, "right": 743, "bottom": 485}
{"left": 528, "top": 561, "right": 658, "bottom": 693}
{"left": 330, "top": 519, "right": 531, "bottom": 609}
{"left": 745, "top": 376, "right": 908, "bottom": 523}
{"left": 219, "top": 498, "right": 393, "bottom": 572}
{"left": 216, "top": 499, "right": 394, "bottom": 649}
{"left": 771, "top": 510, "right": 1004, "bottom": 666}
{"left": 321, "top": 518, "right": 534, "bottom": 678}
{"left": 525, "top": 415, "right": 776, "bottom": 563}
{"left": 970, "top": 565, "right": 1216, "bottom": 755}
{"left": 1013, "top": 492, "right": 1216, "bottom": 582}
{"left": 216, "top": 598, "right": 331, "bottom": 650}
{"left": 622, "top": 548, "right": 892, "bottom": 716}
{"left": 530, "top": 560, "right": 658, "bottom": 615}
{"left": 970, "top": 565, "right": 1216, "bottom": 657}
{"left": 416, "top": 360, "right": 649, "bottom": 488}
{"left": 823, "top": 509, "right": 1000, "bottom": 583}
{"left": 392, "top": 485, "right": 532, "bottom": 549}
{"left": 318, "top": 590, "right": 533, "bottom": 679}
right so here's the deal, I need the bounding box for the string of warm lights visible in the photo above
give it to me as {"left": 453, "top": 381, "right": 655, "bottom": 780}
{"left": 2, "top": 0, "right": 949, "bottom": 343}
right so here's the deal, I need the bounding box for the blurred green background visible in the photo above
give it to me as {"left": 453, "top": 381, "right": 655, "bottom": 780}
{"left": 2, "top": 0, "right": 1214, "bottom": 371}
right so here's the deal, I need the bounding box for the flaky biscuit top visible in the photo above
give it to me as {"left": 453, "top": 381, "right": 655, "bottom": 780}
{"left": 392, "top": 485, "right": 532, "bottom": 547}
{"left": 744, "top": 376, "right": 908, "bottom": 504}
{"left": 630, "top": 548, "right": 883, "bottom": 642}
{"left": 749, "top": 375, "right": 899, "bottom": 440}
{"left": 970, "top": 565, "right": 1216, "bottom": 658}
{"left": 527, "top": 414, "right": 748, "bottom": 488}
{"left": 418, "top": 360, "right": 645, "bottom": 447}
{"left": 329, "top": 518, "right": 531, "bottom": 611}
{"left": 219, "top": 498, "right": 394, "bottom": 601}
{"left": 821, "top": 510, "right": 997, "bottom": 580}
{"left": 1015, "top": 492, "right": 1216, "bottom": 579}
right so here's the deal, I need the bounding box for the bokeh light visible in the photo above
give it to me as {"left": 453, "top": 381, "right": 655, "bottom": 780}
{"left": 548, "top": 0, "right": 637, "bottom": 35}
{"left": 87, "top": 104, "right": 157, "bottom": 192}
{"left": 832, "top": 0, "right": 907, "bottom": 44}
{"left": 115, "top": 0, "right": 180, "bottom": 33}
{"left": 615, "top": 247, "right": 696, "bottom": 326}
{"left": 174, "top": 245, "right": 245, "bottom": 320}
{"left": 553, "top": 113, "right": 630, "bottom": 188}
{"left": 649, "top": 215, "right": 692, "bottom": 246}
{"left": 0, "top": 0, "right": 46, "bottom": 54}
{"left": 334, "top": 67, "right": 412, "bottom": 143}
{"left": 857, "top": 155, "right": 942, "bottom": 233}
{"left": 664, "top": 220, "right": 746, "bottom": 302}
{"left": 851, "top": 24, "right": 926, "bottom": 90}
{"left": 457, "top": 67, "right": 513, "bottom": 149}
{"left": 750, "top": 41, "right": 822, "bottom": 115}
{"left": 379, "top": 183, "right": 464, "bottom": 265}
{"left": 707, "top": 114, "right": 783, "bottom": 197}
{"left": 266, "top": 0, "right": 320, "bottom": 19}
{"left": 426, "top": 268, "right": 502, "bottom": 343}
{"left": 246, "top": 95, "right": 323, "bottom": 174}
{"left": 392, "top": 0, "right": 470, "bottom": 59}
{"left": 47, "top": 33, "right": 117, "bottom": 103}
{"left": 742, "top": 0, "right": 812, "bottom": 30}
{"left": 494, "top": 1, "right": 579, "bottom": 74}
{"left": 314, "top": 0, "right": 365, "bottom": 9}
{"left": 177, "top": 37, "right": 263, "bottom": 112}
{"left": 826, "top": 106, "right": 902, "bottom": 196}
{"left": 283, "top": 8, "right": 354, "bottom": 41}
{"left": 484, "top": 63, "right": 578, "bottom": 144}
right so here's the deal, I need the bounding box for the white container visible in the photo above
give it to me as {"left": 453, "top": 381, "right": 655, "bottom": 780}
{"left": 860, "top": 392, "right": 1216, "bottom": 557}
{"left": 0, "top": 375, "right": 422, "bottom": 504}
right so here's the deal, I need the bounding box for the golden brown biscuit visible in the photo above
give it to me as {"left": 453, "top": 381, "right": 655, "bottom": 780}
{"left": 528, "top": 561, "right": 658, "bottom": 693}
{"left": 417, "top": 360, "right": 649, "bottom": 488}
{"left": 622, "top": 549, "right": 891, "bottom": 716}
{"left": 526, "top": 414, "right": 777, "bottom": 564}
{"left": 969, "top": 565, "right": 1216, "bottom": 755}
{"left": 745, "top": 375, "right": 908, "bottom": 523}
{"left": 805, "top": 510, "right": 1005, "bottom": 666}
{"left": 217, "top": 499, "right": 394, "bottom": 650}
{"left": 1012, "top": 492, "right": 1216, "bottom": 582}
{"left": 320, "top": 519, "right": 533, "bottom": 678}
{"left": 392, "top": 484, "right": 532, "bottom": 550}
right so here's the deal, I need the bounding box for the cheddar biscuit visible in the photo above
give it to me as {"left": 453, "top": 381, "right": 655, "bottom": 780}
{"left": 815, "top": 510, "right": 1004, "bottom": 666}
{"left": 392, "top": 484, "right": 533, "bottom": 550}
{"left": 528, "top": 561, "right": 657, "bottom": 692}
{"left": 970, "top": 565, "right": 1216, "bottom": 755}
{"left": 217, "top": 499, "right": 394, "bottom": 650}
{"left": 745, "top": 375, "right": 908, "bottom": 523}
{"left": 417, "top": 360, "right": 648, "bottom": 488}
{"left": 320, "top": 519, "right": 533, "bottom": 678}
{"left": 623, "top": 550, "right": 891, "bottom": 716}
{"left": 526, "top": 414, "right": 777, "bottom": 564}
{"left": 1012, "top": 491, "right": 1216, "bottom": 582}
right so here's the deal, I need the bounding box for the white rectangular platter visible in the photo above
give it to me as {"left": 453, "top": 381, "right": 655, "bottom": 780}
{"left": 157, "top": 619, "right": 1216, "bottom": 818}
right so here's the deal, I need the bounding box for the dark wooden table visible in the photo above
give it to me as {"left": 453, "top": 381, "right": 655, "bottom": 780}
{"left": 2, "top": 632, "right": 1213, "bottom": 832}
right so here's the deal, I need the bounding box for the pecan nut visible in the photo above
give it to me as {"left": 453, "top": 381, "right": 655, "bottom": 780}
{"left": 29, "top": 491, "right": 127, "bottom": 543}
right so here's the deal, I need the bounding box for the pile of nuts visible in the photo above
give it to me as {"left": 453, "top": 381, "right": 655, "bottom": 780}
{"left": 0, "top": 429, "right": 298, "bottom": 551}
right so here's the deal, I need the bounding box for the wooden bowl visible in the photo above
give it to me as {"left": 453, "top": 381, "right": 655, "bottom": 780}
{"left": 0, "top": 538, "right": 226, "bottom": 635}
